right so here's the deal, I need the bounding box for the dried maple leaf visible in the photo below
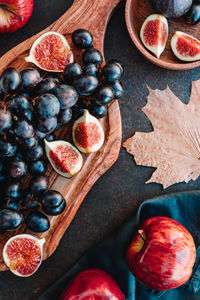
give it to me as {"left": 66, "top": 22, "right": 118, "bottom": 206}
{"left": 123, "top": 79, "right": 200, "bottom": 189}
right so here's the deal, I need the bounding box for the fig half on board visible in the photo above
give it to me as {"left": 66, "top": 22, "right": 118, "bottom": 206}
{"left": 171, "top": 31, "right": 200, "bottom": 61}
{"left": 140, "top": 14, "right": 168, "bottom": 58}
{"left": 73, "top": 109, "right": 105, "bottom": 153}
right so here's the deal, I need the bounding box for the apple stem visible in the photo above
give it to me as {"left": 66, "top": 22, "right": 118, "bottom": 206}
{"left": 138, "top": 229, "right": 146, "bottom": 242}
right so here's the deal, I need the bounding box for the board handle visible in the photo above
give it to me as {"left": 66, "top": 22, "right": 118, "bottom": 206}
{"left": 50, "top": 0, "right": 121, "bottom": 51}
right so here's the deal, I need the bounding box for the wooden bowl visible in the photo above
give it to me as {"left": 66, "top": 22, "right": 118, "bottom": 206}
{"left": 125, "top": 0, "right": 200, "bottom": 70}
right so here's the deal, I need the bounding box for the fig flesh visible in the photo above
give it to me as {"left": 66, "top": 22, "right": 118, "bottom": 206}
{"left": 45, "top": 140, "right": 83, "bottom": 178}
{"left": 3, "top": 234, "right": 45, "bottom": 277}
{"left": 72, "top": 109, "right": 105, "bottom": 153}
{"left": 171, "top": 31, "right": 200, "bottom": 61}
{"left": 25, "top": 32, "right": 74, "bottom": 72}
{"left": 151, "top": 0, "right": 192, "bottom": 18}
{"left": 140, "top": 14, "right": 168, "bottom": 58}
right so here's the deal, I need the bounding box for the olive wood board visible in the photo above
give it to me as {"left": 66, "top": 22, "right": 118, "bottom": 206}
{"left": 0, "top": 0, "right": 122, "bottom": 271}
{"left": 125, "top": 0, "right": 200, "bottom": 70}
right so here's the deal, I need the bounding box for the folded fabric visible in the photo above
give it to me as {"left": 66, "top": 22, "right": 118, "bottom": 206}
{"left": 39, "top": 191, "right": 200, "bottom": 300}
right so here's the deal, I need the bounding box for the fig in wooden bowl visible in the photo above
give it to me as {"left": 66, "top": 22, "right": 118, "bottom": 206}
{"left": 125, "top": 0, "right": 200, "bottom": 70}
{"left": 150, "top": 0, "right": 192, "bottom": 18}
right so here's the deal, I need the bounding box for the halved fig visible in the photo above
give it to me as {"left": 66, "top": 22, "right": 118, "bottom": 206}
{"left": 25, "top": 32, "right": 74, "bottom": 72}
{"left": 140, "top": 14, "right": 168, "bottom": 58}
{"left": 171, "top": 31, "right": 200, "bottom": 61}
{"left": 72, "top": 109, "right": 105, "bottom": 153}
{"left": 45, "top": 140, "right": 83, "bottom": 178}
{"left": 3, "top": 234, "right": 45, "bottom": 277}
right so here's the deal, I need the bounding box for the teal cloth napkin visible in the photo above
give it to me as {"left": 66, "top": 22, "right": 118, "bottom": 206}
{"left": 39, "top": 191, "right": 200, "bottom": 300}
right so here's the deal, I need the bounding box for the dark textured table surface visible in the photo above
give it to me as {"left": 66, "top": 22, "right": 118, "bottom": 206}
{"left": 0, "top": 1, "right": 200, "bottom": 299}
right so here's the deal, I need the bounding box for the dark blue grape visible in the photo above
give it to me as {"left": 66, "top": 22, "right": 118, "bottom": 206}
{"left": 24, "top": 144, "right": 43, "bottom": 161}
{"left": 82, "top": 48, "right": 103, "bottom": 66}
{"left": 107, "top": 59, "right": 124, "bottom": 75}
{"left": 102, "top": 63, "right": 122, "bottom": 83}
{"left": 73, "top": 75, "right": 98, "bottom": 96}
{"left": 26, "top": 203, "right": 40, "bottom": 209}
{"left": 95, "top": 86, "right": 114, "bottom": 105}
{"left": 17, "top": 136, "right": 38, "bottom": 149}
{"left": 0, "top": 68, "right": 21, "bottom": 94}
{"left": 54, "top": 84, "right": 78, "bottom": 109}
{"left": 0, "top": 209, "right": 23, "bottom": 231}
{"left": 19, "top": 92, "right": 30, "bottom": 98}
{"left": 0, "top": 139, "right": 17, "bottom": 158}
{"left": 63, "top": 63, "right": 82, "bottom": 84}
{"left": 28, "top": 160, "right": 47, "bottom": 176}
{"left": 5, "top": 181, "right": 22, "bottom": 200}
{"left": 72, "top": 29, "right": 93, "bottom": 49}
{"left": 0, "top": 109, "right": 12, "bottom": 134}
{"left": 89, "top": 104, "right": 107, "bottom": 118}
{"left": 36, "top": 117, "right": 57, "bottom": 133}
{"left": 83, "top": 63, "right": 99, "bottom": 77}
{"left": 41, "top": 190, "right": 64, "bottom": 208}
{"left": 0, "top": 161, "right": 2, "bottom": 173}
{"left": 15, "top": 152, "right": 23, "bottom": 160}
{"left": 57, "top": 108, "right": 72, "bottom": 124}
{"left": 35, "top": 129, "right": 46, "bottom": 140}
{"left": 3, "top": 199, "right": 19, "bottom": 210}
{"left": 21, "top": 108, "right": 35, "bottom": 123}
{"left": 9, "top": 95, "right": 32, "bottom": 112}
{"left": 9, "top": 96, "right": 35, "bottom": 122}
{"left": 46, "top": 132, "right": 56, "bottom": 142}
{"left": 42, "top": 200, "right": 66, "bottom": 216}
{"left": 8, "top": 159, "right": 27, "bottom": 179}
{"left": 21, "top": 69, "right": 41, "bottom": 91}
{"left": 72, "top": 106, "right": 84, "bottom": 120}
{"left": 111, "top": 81, "right": 123, "bottom": 98}
{"left": 26, "top": 211, "right": 50, "bottom": 232}
{"left": 34, "top": 77, "right": 58, "bottom": 95}
{"left": 29, "top": 175, "right": 49, "bottom": 194}
{"left": 36, "top": 93, "right": 60, "bottom": 119}
{"left": 41, "top": 190, "right": 66, "bottom": 216}
{"left": 21, "top": 189, "right": 31, "bottom": 206}
{"left": 14, "top": 119, "right": 34, "bottom": 139}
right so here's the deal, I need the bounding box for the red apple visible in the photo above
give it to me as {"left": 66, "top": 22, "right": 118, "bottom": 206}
{"left": 60, "top": 268, "right": 125, "bottom": 300}
{"left": 0, "top": 0, "right": 33, "bottom": 33}
{"left": 126, "top": 216, "right": 196, "bottom": 290}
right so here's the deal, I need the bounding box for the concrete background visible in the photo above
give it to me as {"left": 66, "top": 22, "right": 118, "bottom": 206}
{"left": 0, "top": 0, "right": 200, "bottom": 299}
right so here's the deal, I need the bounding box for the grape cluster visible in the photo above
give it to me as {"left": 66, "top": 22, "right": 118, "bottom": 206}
{"left": 0, "top": 29, "right": 123, "bottom": 234}
{"left": 68, "top": 29, "right": 124, "bottom": 119}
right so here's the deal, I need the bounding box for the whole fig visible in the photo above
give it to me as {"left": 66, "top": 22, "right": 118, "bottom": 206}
{"left": 151, "top": 0, "right": 192, "bottom": 18}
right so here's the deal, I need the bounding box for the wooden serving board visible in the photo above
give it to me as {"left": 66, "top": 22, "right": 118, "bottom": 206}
{"left": 0, "top": 0, "right": 122, "bottom": 271}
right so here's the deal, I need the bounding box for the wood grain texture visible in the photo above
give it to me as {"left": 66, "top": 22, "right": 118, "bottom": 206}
{"left": 0, "top": 0, "right": 122, "bottom": 271}
{"left": 125, "top": 0, "right": 200, "bottom": 70}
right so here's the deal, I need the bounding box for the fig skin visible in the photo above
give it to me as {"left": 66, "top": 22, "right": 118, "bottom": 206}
{"left": 151, "top": 0, "right": 192, "bottom": 18}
